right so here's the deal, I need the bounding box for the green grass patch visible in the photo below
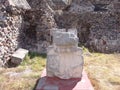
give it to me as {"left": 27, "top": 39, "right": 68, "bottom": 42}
{"left": 20, "top": 52, "right": 46, "bottom": 71}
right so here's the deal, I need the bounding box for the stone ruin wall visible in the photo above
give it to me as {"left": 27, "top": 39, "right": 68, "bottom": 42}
{"left": 24, "top": 0, "right": 57, "bottom": 53}
{"left": 55, "top": 0, "right": 120, "bottom": 53}
{"left": 0, "top": 0, "right": 120, "bottom": 66}
{"left": 0, "top": 0, "right": 24, "bottom": 65}
{"left": 0, "top": 0, "right": 57, "bottom": 66}
{"left": 26, "top": 0, "right": 120, "bottom": 53}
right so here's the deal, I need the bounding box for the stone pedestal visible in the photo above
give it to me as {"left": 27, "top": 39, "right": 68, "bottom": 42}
{"left": 46, "top": 29, "right": 84, "bottom": 79}
{"left": 35, "top": 29, "right": 93, "bottom": 90}
{"left": 36, "top": 69, "right": 94, "bottom": 90}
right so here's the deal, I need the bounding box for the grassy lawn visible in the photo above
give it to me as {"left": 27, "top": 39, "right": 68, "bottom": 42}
{"left": 0, "top": 50, "right": 120, "bottom": 90}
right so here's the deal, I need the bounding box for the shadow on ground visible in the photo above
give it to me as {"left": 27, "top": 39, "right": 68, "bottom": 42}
{"left": 34, "top": 76, "right": 81, "bottom": 90}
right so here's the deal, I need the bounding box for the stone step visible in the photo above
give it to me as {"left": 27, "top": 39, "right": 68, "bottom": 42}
{"left": 11, "top": 48, "right": 29, "bottom": 65}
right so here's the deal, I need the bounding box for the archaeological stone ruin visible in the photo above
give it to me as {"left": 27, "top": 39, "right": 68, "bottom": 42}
{"left": 47, "top": 29, "right": 84, "bottom": 79}
{"left": 36, "top": 28, "right": 94, "bottom": 90}
{"left": 0, "top": 0, "right": 120, "bottom": 66}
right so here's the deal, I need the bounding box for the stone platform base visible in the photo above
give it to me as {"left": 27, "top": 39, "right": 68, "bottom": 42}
{"left": 36, "top": 69, "right": 94, "bottom": 90}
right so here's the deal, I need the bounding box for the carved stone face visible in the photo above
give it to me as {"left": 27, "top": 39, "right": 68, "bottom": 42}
{"left": 53, "top": 31, "right": 78, "bottom": 46}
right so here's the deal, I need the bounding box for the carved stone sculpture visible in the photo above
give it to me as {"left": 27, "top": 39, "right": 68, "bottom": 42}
{"left": 46, "top": 28, "right": 84, "bottom": 79}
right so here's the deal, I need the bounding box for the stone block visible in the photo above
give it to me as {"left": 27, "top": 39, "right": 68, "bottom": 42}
{"left": 51, "top": 29, "right": 78, "bottom": 46}
{"left": 47, "top": 29, "right": 84, "bottom": 79}
{"left": 52, "top": 30, "right": 78, "bottom": 46}
{"left": 47, "top": 47, "right": 84, "bottom": 79}
{"left": 11, "top": 48, "right": 29, "bottom": 65}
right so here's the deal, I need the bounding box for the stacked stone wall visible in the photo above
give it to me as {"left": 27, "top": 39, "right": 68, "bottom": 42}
{"left": 54, "top": 0, "right": 120, "bottom": 53}
{"left": 0, "top": 0, "right": 30, "bottom": 66}
{"left": 0, "top": 0, "right": 24, "bottom": 65}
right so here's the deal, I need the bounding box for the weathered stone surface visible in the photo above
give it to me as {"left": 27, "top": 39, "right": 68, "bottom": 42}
{"left": 54, "top": 0, "right": 120, "bottom": 53}
{"left": 23, "top": 0, "right": 57, "bottom": 53}
{"left": 47, "top": 29, "right": 84, "bottom": 79}
{"left": 0, "top": 60, "right": 3, "bottom": 67}
{"left": 47, "top": 47, "right": 83, "bottom": 79}
{"left": 0, "top": 0, "right": 25, "bottom": 65}
{"left": 8, "top": 0, "right": 31, "bottom": 10}
{"left": 69, "top": 1, "right": 95, "bottom": 14}
{"left": 48, "top": 0, "right": 72, "bottom": 10}
{"left": 52, "top": 30, "right": 78, "bottom": 46}
{"left": 11, "top": 48, "right": 29, "bottom": 64}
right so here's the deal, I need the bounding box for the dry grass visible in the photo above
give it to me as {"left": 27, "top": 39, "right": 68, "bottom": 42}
{"left": 84, "top": 48, "right": 120, "bottom": 90}
{"left": 0, "top": 50, "right": 120, "bottom": 90}
{"left": 0, "top": 52, "right": 46, "bottom": 90}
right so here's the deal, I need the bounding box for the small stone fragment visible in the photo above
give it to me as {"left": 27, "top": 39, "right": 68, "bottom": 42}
{"left": 11, "top": 48, "right": 29, "bottom": 65}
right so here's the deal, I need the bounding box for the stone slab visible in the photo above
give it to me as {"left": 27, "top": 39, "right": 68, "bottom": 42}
{"left": 36, "top": 69, "right": 94, "bottom": 90}
{"left": 11, "top": 48, "right": 29, "bottom": 64}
